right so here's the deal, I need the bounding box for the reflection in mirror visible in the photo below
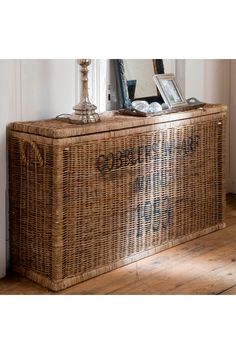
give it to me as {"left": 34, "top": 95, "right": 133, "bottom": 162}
{"left": 124, "top": 60, "right": 160, "bottom": 99}
{"left": 114, "top": 59, "right": 165, "bottom": 109}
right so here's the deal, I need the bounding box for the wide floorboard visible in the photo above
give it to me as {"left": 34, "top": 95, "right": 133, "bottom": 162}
{"left": 1, "top": 194, "right": 236, "bottom": 295}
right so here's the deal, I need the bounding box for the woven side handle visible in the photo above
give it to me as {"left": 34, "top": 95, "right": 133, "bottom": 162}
{"left": 19, "top": 140, "right": 44, "bottom": 167}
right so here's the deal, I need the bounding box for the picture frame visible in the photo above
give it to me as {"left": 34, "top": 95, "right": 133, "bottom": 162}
{"left": 153, "top": 73, "right": 187, "bottom": 108}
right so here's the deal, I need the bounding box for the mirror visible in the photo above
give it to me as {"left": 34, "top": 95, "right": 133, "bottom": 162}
{"left": 114, "top": 59, "right": 165, "bottom": 108}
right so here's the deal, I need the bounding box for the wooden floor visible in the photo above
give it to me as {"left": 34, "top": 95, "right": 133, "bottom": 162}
{"left": 1, "top": 194, "right": 236, "bottom": 295}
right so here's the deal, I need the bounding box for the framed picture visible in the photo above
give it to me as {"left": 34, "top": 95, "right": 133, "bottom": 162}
{"left": 153, "top": 73, "right": 187, "bottom": 108}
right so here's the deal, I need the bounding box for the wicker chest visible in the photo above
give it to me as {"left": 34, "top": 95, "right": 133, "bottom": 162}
{"left": 8, "top": 104, "right": 227, "bottom": 291}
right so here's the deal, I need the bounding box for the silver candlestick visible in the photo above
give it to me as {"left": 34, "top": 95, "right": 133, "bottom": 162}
{"left": 70, "top": 59, "right": 100, "bottom": 124}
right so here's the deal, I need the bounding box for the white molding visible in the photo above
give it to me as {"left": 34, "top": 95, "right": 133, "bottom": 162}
{"left": 1, "top": 59, "right": 79, "bottom": 277}
{"left": 74, "top": 59, "right": 79, "bottom": 105}
{"left": 175, "top": 59, "right": 186, "bottom": 95}
{"left": 89, "top": 59, "right": 108, "bottom": 113}
{"left": 98, "top": 59, "right": 108, "bottom": 113}
{"left": 170, "top": 59, "right": 176, "bottom": 74}
{"left": 4, "top": 60, "right": 22, "bottom": 272}
{"left": 229, "top": 60, "right": 236, "bottom": 194}
{"left": 0, "top": 60, "right": 15, "bottom": 278}
{"left": 92, "top": 59, "right": 101, "bottom": 111}
{"left": 14, "top": 60, "right": 22, "bottom": 121}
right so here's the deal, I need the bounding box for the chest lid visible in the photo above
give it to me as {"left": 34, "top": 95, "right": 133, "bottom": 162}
{"left": 8, "top": 104, "right": 227, "bottom": 139}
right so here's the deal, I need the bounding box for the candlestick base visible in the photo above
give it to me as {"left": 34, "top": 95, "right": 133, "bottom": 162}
{"left": 70, "top": 102, "right": 100, "bottom": 124}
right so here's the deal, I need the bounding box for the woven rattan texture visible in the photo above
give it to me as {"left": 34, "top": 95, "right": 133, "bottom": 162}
{"left": 9, "top": 140, "right": 53, "bottom": 278}
{"left": 8, "top": 109, "right": 226, "bottom": 291}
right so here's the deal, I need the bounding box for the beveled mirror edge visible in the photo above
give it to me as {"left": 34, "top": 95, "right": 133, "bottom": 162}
{"left": 114, "top": 59, "right": 131, "bottom": 109}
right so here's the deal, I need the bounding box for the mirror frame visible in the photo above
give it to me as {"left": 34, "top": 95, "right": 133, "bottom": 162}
{"left": 114, "top": 59, "right": 165, "bottom": 108}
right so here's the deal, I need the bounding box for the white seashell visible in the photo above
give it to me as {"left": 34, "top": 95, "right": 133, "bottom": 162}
{"left": 148, "top": 102, "right": 162, "bottom": 113}
{"left": 132, "top": 100, "right": 149, "bottom": 113}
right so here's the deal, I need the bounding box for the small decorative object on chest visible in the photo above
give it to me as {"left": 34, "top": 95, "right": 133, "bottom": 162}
{"left": 70, "top": 59, "right": 100, "bottom": 124}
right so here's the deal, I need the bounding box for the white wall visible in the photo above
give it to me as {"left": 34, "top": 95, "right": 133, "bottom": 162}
{"left": 0, "top": 59, "right": 78, "bottom": 278}
{"left": 184, "top": 60, "right": 206, "bottom": 101}
{"left": 182, "top": 59, "right": 230, "bottom": 191}
{"left": 204, "top": 60, "right": 230, "bottom": 191}
{"left": 229, "top": 60, "right": 236, "bottom": 193}
{"left": 183, "top": 60, "right": 230, "bottom": 105}
{"left": 20, "top": 60, "right": 77, "bottom": 120}
{"left": 0, "top": 60, "right": 16, "bottom": 278}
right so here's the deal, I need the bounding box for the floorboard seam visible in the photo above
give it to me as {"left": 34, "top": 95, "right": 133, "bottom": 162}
{"left": 216, "top": 284, "right": 236, "bottom": 295}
